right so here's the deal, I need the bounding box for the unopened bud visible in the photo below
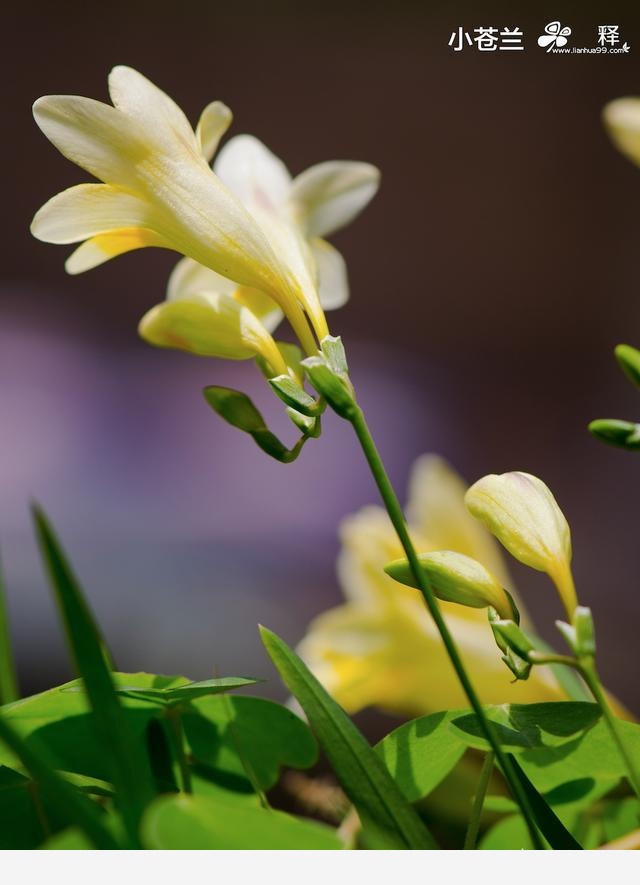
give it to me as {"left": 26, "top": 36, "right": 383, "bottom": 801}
{"left": 384, "top": 550, "right": 517, "bottom": 621}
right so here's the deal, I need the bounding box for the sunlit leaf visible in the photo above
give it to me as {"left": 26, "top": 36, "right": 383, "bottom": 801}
{"left": 141, "top": 793, "right": 342, "bottom": 849}
{"left": 260, "top": 626, "right": 437, "bottom": 849}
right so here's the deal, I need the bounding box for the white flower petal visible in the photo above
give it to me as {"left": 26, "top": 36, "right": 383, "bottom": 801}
{"left": 108, "top": 65, "right": 197, "bottom": 152}
{"left": 233, "top": 287, "right": 283, "bottom": 334}
{"left": 289, "top": 161, "right": 380, "bottom": 237}
{"left": 310, "top": 238, "right": 349, "bottom": 310}
{"left": 167, "top": 255, "right": 237, "bottom": 300}
{"left": 167, "top": 257, "right": 283, "bottom": 334}
{"left": 65, "top": 229, "right": 169, "bottom": 274}
{"left": 31, "top": 183, "right": 151, "bottom": 244}
{"left": 214, "top": 135, "right": 292, "bottom": 216}
{"left": 32, "top": 95, "right": 142, "bottom": 186}
{"left": 196, "top": 101, "right": 233, "bottom": 163}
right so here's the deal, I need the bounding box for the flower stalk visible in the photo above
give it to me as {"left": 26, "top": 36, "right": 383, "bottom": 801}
{"left": 344, "top": 402, "right": 544, "bottom": 848}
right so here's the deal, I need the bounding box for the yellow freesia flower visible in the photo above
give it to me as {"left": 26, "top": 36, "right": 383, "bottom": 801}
{"left": 31, "top": 66, "right": 380, "bottom": 362}
{"left": 298, "top": 456, "right": 564, "bottom": 718}
{"left": 465, "top": 472, "right": 577, "bottom": 619}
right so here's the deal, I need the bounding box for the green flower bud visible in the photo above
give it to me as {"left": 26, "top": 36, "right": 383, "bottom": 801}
{"left": 589, "top": 419, "right": 640, "bottom": 451}
{"left": 384, "top": 550, "right": 517, "bottom": 621}
{"left": 302, "top": 356, "right": 355, "bottom": 419}
{"left": 615, "top": 344, "right": 640, "bottom": 390}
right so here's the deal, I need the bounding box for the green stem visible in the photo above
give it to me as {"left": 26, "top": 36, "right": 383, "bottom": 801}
{"left": 0, "top": 556, "right": 19, "bottom": 705}
{"left": 579, "top": 659, "right": 640, "bottom": 800}
{"left": 349, "top": 405, "right": 545, "bottom": 849}
{"left": 166, "top": 706, "right": 192, "bottom": 794}
{"left": 464, "top": 752, "right": 494, "bottom": 850}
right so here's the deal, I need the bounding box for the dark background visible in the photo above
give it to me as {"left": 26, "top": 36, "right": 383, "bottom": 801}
{"left": 3, "top": 1, "right": 640, "bottom": 713}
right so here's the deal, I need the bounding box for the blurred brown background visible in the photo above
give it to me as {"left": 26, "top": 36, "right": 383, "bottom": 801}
{"left": 2, "top": 1, "right": 640, "bottom": 713}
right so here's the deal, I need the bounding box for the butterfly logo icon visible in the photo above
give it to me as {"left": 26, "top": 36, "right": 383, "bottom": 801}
{"left": 538, "top": 21, "right": 572, "bottom": 52}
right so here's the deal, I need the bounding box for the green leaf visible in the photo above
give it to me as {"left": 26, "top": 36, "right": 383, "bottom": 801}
{"left": 452, "top": 702, "right": 640, "bottom": 795}
{"left": 115, "top": 676, "right": 259, "bottom": 704}
{"left": 0, "top": 719, "right": 117, "bottom": 849}
{"left": 203, "top": 386, "right": 312, "bottom": 462}
{"left": 32, "top": 509, "right": 154, "bottom": 842}
{"left": 508, "top": 755, "right": 582, "bottom": 849}
{"left": 260, "top": 626, "right": 437, "bottom": 850}
{"left": 183, "top": 694, "right": 318, "bottom": 792}
{"left": 0, "top": 555, "right": 19, "bottom": 704}
{"left": 376, "top": 711, "right": 466, "bottom": 802}
{"left": 40, "top": 827, "right": 94, "bottom": 850}
{"left": 0, "top": 673, "right": 186, "bottom": 778}
{"left": 450, "top": 702, "right": 602, "bottom": 753}
{"left": 602, "top": 797, "right": 640, "bottom": 842}
{"left": 480, "top": 813, "right": 532, "bottom": 850}
{"left": 141, "top": 793, "right": 342, "bottom": 849}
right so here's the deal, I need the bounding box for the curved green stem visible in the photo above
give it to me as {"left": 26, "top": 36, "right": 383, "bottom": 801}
{"left": 464, "top": 751, "right": 494, "bottom": 850}
{"left": 348, "top": 405, "right": 544, "bottom": 849}
{"left": 579, "top": 659, "right": 640, "bottom": 800}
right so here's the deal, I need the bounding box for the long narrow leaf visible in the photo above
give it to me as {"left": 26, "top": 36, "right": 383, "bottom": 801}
{"left": 259, "top": 626, "right": 437, "bottom": 849}
{"left": 0, "top": 713, "right": 117, "bottom": 849}
{"left": 0, "top": 554, "right": 19, "bottom": 704}
{"left": 508, "top": 754, "right": 583, "bottom": 850}
{"left": 33, "top": 507, "right": 153, "bottom": 844}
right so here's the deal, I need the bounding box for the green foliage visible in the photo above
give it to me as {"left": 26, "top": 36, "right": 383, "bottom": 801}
{"left": 0, "top": 511, "right": 327, "bottom": 849}
{"left": 141, "top": 794, "right": 342, "bottom": 849}
{"left": 260, "top": 626, "right": 437, "bottom": 849}
{"left": 1, "top": 510, "right": 638, "bottom": 850}
{"left": 183, "top": 694, "right": 318, "bottom": 792}
{"left": 0, "top": 557, "right": 18, "bottom": 704}
{"left": 33, "top": 507, "right": 154, "bottom": 844}
{"left": 376, "top": 711, "right": 467, "bottom": 802}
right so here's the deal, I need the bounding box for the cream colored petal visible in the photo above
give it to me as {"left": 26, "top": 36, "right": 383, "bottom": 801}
{"left": 65, "top": 228, "right": 170, "bottom": 274}
{"left": 289, "top": 161, "right": 380, "bottom": 237}
{"left": 108, "top": 66, "right": 197, "bottom": 152}
{"left": 603, "top": 98, "right": 640, "bottom": 167}
{"left": 167, "top": 255, "right": 237, "bottom": 300}
{"left": 233, "top": 287, "right": 283, "bottom": 334}
{"left": 166, "top": 257, "right": 283, "bottom": 334}
{"left": 196, "top": 101, "right": 233, "bottom": 163}
{"left": 465, "top": 472, "right": 572, "bottom": 574}
{"left": 310, "top": 238, "right": 349, "bottom": 310}
{"left": 138, "top": 292, "right": 286, "bottom": 370}
{"left": 31, "top": 183, "right": 151, "bottom": 244}
{"left": 214, "top": 134, "right": 292, "bottom": 216}
{"left": 406, "top": 455, "right": 512, "bottom": 590}
{"left": 465, "top": 472, "right": 576, "bottom": 617}
{"left": 250, "top": 206, "right": 328, "bottom": 341}
{"left": 32, "top": 95, "right": 142, "bottom": 187}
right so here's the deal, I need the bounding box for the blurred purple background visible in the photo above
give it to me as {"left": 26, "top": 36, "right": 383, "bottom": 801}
{"left": 3, "top": 1, "right": 640, "bottom": 711}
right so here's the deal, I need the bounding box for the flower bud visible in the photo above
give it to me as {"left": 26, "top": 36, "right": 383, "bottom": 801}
{"left": 603, "top": 98, "right": 640, "bottom": 168}
{"left": 384, "top": 550, "right": 517, "bottom": 621}
{"left": 588, "top": 419, "right": 640, "bottom": 450}
{"left": 465, "top": 472, "right": 577, "bottom": 618}
{"left": 302, "top": 356, "right": 355, "bottom": 419}
{"left": 615, "top": 343, "right": 640, "bottom": 390}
